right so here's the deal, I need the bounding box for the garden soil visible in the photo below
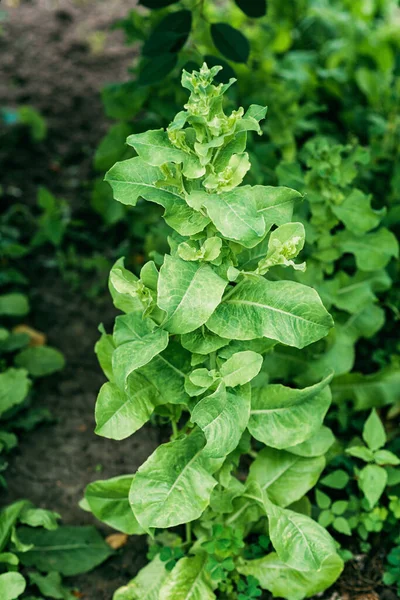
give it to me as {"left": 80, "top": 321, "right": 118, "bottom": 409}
{"left": 0, "top": 2, "right": 396, "bottom": 599}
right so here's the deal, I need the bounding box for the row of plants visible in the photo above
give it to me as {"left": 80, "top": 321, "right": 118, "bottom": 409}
{"left": 79, "top": 0, "right": 400, "bottom": 597}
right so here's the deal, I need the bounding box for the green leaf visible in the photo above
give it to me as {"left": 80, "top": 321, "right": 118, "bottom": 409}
{"left": 138, "top": 54, "right": 179, "bottom": 86}
{"left": 101, "top": 81, "right": 148, "bottom": 121}
{"left": 256, "top": 222, "right": 305, "bottom": 274}
{"left": 287, "top": 426, "right": 335, "bottom": 458}
{"left": 112, "top": 314, "right": 169, "bottom": 389}
{"left": 14, "top": 346, "right": 65, "bottom": 377}
{"left": 127, "top": 129, "right": 203, "bottom": 178}
{"left": 0, "top": 293, "right": 29, "bottom": 316}
{"left": 19, "top": 507, "right": 60, "bottom": 530}
{"left": 200, "top": 188, "right": 265, "bottom": 248}
{"left": 337, "top": 228, "right": 398, "bottom": 271}
{"left": 84, "top": 475, "right": 143, "bottom": 534}
{"left": 142, "top": 10, "right": 192, "bottom": 57}
{"left": 129, "top": 430, "right": 219, "bottom": 529}
{"left": 255, "top": 186, "right": 302, "bottom": 227}
{"left": 238, "top": 553, "right": 343, "bottom": 600}
{"left": 114, "top": 556, "right": 168, "bottom": 600}
{"left": 332, "top": 189, "right": 385, "bottom": 236}
{"left": 234, "top": 0, "right": 267, "bottom": 17}
{"left": 105, "top": 157, "right": 209, "bottom": 235}
{"left": 211, "top": 23, "right": 250, "bottom": 63}
{"left": 346, "top": 445, "right": 374, "bottom": 462}
{"left": 138, "top": 342, "right": 190, "bottom": 405}
{"left": 159, "top": 554, "right": 215, "bottom": 599}
{"left": 333, "top": 517, "right": 352, "bottom": 536}
{"left": 373, "top": 450, "right": 400, "bottom": 466}
{"left": 0, "top": 573, "right": 26, "bottom": 600}
{"left": 109, "top": 258, "right": 145, "bottom": 314}
{"left": 0, "top": 500, "right": 29, "bottom": 552}
{"left": 358, "top": 464, "right": 387, "bottom": 508}
{"left": 191, "top": 384, "right": 251, "bottom": 458}
{"left": 320, "top": 470, "right": 350, "bottom": 490}
{"left": 249, "top": 447, "right": 325, "bottom": 507}
{"left": 324, "top": 270, "right": 391, "bottom": 315}
{"left": 220, "top": 351, "right": 263, "bottom": 387}
{"left": 332, "top": 366, "right": 400, "bottom": 410}
{"left": 28, "top": 571, "right": 74, "bottom": 600}
{"left": 158, "top": 256, "right": 226, "bottom": 334}
{"left": 180, "top": 328, "right": 229, "bottom": 355}
{"left": 362, "top": 409, "right": 386, "bottom": 450}
{"left": 95, "top": 378, "right": 156, "bottom": 440}
{"left": 95, "top": 326, "right": 115, "bottom": 381}
{"left": 315, "top": 490, "right": 331, "bottom": 510}
{"left": 262, "top": 493, "right": 338, "bottom": 571}
{"left": 16, "top": 526, "right": 113, "bottom": 576}
{"left": 248, "top": 375, "right": 332, "bottom": 449}
{"left": 207, "top": 277, "right": 333, "bottom": 349}
{"left": 0, "top": 369, "right": 31, "bottom": 417}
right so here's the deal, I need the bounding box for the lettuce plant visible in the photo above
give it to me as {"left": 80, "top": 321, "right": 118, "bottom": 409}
{"left": 84, "top": 64, "right": 344, "bottom": 599}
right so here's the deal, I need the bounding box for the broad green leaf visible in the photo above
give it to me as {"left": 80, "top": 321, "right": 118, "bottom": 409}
{"left": 0, "top": 572, "right": 26, "bottom": 600}
{"left": 203, "top": 153, "right": 251, "bottom": 192}
{"left": 255, "top": 185, "right": 302, "bottom": 227}
{"left": 14, "top": 346, "right": 65, "bottom": 377}
{"left": 19, "top": 507, "right": 60, "bottom": 530}
{"left": 248, "top": 375, "right": 332, "bottom": 449}
{"left": 112, "top": 315, "right": 169, "bottom": 389}
{"left": 332, "top": 189, "right": 385, "bottom": 235}
{"left": 337, "top": 228, "right": 398, "bottom": 271}
{"left": 28, "top": 571, "right": 74, "bottom": 600}
{"left": 180, "top": 328, "right": 229, "bottom": 355}
{"left": 0, "top": 501, "right": 29, "bottom": 552}
{"left": 84, "top": 475, "right": 143, "bottom": 534}
{"left": 210, "top": 23, "right": 250, "bottom": 63}
{"left": 320, "top": 470, "right": 350, "bottom": 490}
{"left": 238, "top": 553, "right": 343, "bottom": 600}
{"left": 207, "top": 278, "right": 333, "bottom": 349}
{"left": 362, "top": 409, "right": 386, "bottom": 450}
{"left": 138, "top": 342, "right": 190, "bottom": 405}
{"left": 249, "top": 447, "right": 325, "bottom": 507}
{"left": 127, "top": 129, "right": 203, "bottom": 179}
{"left": 105, "top": 157, "right": 209, "bottom": 235}
{"left": 95, "top": 378, "right": 156, "bottom": 440}
{"left": 158, "top": 256, "right": 226, "bottom": 334}
{"left": 160, "top": 554, "right": 215, "bottom": 600}
{"left": 17, "top": 526, "right": 113, "bottom": 576}
{"left": 323, "top": 270, "right": 391, "bottom": 314}
{"left": 262, "top": 493, "right": 337, "bottom": 571}
{"left": 358, "top": 464, "right": 387, "bottom": 508}
{"left": 114, "top": 556, "right": 168, "bottom": 600}
{"left": 129, "top": 430, "right": 219, "bottom": 529}
{"left": 0, "top": 369, "right": 31, "bottom": 417}
{"left": 0, "top": 293, "right": 29, "bottom": 316}
{"left": 287, "top": 427, "right": 335, "bottom": 458}
{"left": 201, "top": 188, "right": 265, "bottom": 248}
{"left": 0, "top": 552, "right": 18, "bottom": 566}
{"left": 191, "top": 384, "right": 251, "bottom": 458}
{"left": 220, "top": 351, "right": 263, "bottom": 387}
{"left": 332, "top": 366, "right": 400, "bottom": 410}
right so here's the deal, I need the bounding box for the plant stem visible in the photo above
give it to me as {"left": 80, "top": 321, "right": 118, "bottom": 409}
{"left": 186, "top": 522, "right": 192, "bottom": 545}
{"left": 171, "top": 418, "right": 179, "bottom": 440}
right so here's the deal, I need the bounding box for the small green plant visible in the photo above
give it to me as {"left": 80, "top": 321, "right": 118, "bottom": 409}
{"left": 83, "top": 63, "right": 344, "bottom": 600}
{"left": 0, "top": 500, "right": 113, "bottom": 599}
{"left": 383, "top": 538, "right": 400, "bottom": 596}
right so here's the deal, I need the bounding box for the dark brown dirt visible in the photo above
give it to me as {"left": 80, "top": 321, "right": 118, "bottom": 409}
{"left": 1, "top": 273, "right": 159, "bottom": 598}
